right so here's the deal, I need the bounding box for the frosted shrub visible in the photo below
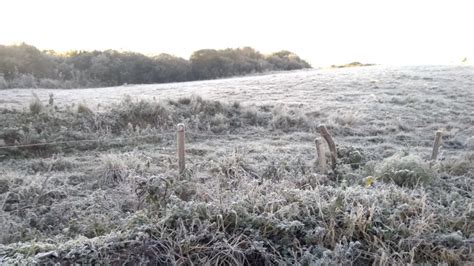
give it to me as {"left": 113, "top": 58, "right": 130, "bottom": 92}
{"left": 39, "top": 78, "right": 60, "bottom": 89}
{"left": 376, "top": 152, "right": 433, "bottom": 187}
{"left": 10, "top": 74, "right": 37, "bottom": 88}
{"left": 98, "top": 154, "right": 129, "bottom": 186}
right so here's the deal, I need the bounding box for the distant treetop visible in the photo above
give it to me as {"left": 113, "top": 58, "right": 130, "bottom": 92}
{"left": 0, "top": 43, "right": 312, "bottom": 89}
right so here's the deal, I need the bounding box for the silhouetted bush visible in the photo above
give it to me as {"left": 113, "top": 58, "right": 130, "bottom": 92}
{"left": 0, "top": 43, "right": 311, "bottom": 88}
{"left": 153, "top": 53, "right": 192, "bottom": 82}
{"left": 266, "top": 50, "right": 311, "bottom": 70}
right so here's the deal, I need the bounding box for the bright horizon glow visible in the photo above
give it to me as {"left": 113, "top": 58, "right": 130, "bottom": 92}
{"left": 1, "top": 0, "right": 473, "bottom": 66}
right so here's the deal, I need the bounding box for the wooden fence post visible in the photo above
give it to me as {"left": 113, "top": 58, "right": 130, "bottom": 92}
{"left": 177, "top": 123, "right": 185, "bottom": 177}
{"left": 315, "top": 138, "right": 327, "bottom": 173}
{"left": 430, "top": 130, "right": 443, "bottom": 161}
{"left": 318, "top": 124, "right": 337, "bottom": 170}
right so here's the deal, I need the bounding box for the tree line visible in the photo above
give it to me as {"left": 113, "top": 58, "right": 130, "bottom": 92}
{"left": 0, "top": 43, "right": 311, "bottom": 89}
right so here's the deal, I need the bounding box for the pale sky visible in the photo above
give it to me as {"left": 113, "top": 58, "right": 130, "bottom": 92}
{"left": 1, "top": 0, "right": 473, "bottom": 66}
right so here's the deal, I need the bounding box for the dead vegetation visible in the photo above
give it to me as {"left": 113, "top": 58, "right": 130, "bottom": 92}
{"left": 0, "top": 68, "right": 473, "bottom": 265}
{"left": 0, "top": 95, "right": 312, "bottom": 158}
{"left": 0, "top": 162, "right": 471, "bottom": 264}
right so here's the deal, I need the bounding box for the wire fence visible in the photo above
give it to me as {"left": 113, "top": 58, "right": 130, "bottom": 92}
{"left": 0, "top": 134, "right": 167, "bottom": 150}
{"left": 0, "top": 130, "right": 293, "bottom": 150}
{"left": 0, "top": 123, "right": 453, "bottom": 178}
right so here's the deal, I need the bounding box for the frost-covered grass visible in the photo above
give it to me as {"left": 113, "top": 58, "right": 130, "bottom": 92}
{"left": 0, "top": 66, "right": 473, "bottom": 264}
{"left": 0, "top": 161, "right": 471, "bottom": 264}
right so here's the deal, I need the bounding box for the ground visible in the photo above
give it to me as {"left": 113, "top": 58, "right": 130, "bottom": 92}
{"left": 0, "top": 65, "right": 473, "bottom": 264}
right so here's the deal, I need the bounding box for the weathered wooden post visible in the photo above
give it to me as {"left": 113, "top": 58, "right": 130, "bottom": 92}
{"left": 318, "top": 124, "right": 337, "bottom": 170}
{"left": 315, "top": 138, "right": 327, "bottom": 173}
{"left": 430, "top": 130, "right": 443, "bottom": 161}
{"left": 177, "top": 123, "right": 185, "bottom": 177}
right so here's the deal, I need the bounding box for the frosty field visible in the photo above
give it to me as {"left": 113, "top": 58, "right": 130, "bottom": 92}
{"left": 0, "top": 65, "right": 473, "bottom": 264}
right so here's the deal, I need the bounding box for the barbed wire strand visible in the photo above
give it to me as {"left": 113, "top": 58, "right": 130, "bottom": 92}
{"left": 0, "top": 133, "right": 172, "bottom": 150}
{"left": 0, "top": 130, "right": 295, "bottom": 150}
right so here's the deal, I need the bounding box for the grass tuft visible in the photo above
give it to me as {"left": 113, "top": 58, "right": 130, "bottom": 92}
{"left": 98, "top": 154, "right": 129, "bottom": 186}
{"left": 29, "top": 94, "right": 44, "bottom": 115}
{"left": 77, "top": 102, "right": 93, "bottom": 114}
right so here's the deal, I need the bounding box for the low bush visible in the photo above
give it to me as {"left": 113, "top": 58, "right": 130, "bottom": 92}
{"left": 438, "top": 153, "right": 474, "bottom": 176}
{"left": 376, "top": 152, "right": 433, "bottom": 187}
